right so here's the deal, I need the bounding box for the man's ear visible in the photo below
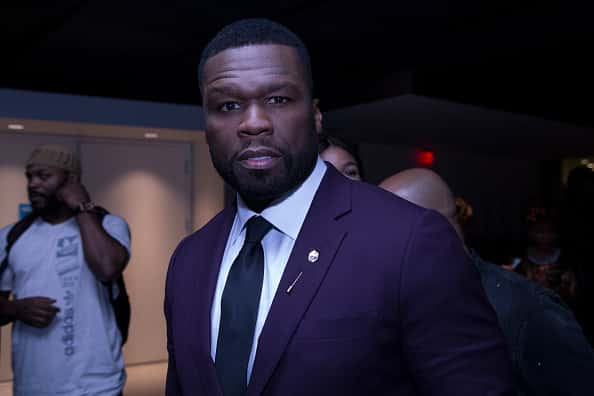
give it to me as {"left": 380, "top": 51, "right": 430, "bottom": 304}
{"left": 313, "top": 99, "right": 323, "bottom": 134}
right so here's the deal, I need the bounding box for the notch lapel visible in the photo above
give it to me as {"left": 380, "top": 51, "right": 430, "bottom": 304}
{"left": 247, "top": 167, "right": 352, "bottom": 396}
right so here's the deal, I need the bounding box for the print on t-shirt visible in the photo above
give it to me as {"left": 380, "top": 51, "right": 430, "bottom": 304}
{"left": 56, "top": 235, "right": 80, "bottom": 357}
{"left": 0, "top": 215, "right": 129, "bottom": 394}
{"left": 57, "top": 235, "right": 79, "bottom": 259}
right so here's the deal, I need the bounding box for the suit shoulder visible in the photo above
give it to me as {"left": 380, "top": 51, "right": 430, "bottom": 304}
{"left": 484, "top": 260, "right": 562, "bottom": 305}
{"left": 169, "top": 208, "right": 230, "bottom": 266}
{"left": 180, "top": 208, "right": 229, "bottom": 245}
{"left": 350, "top": 180, "right": 429, "bottom": 223}
{"left": 166, "top": 208, "right": 232, "bottom": 291}
{"left": 476, "top": 257, "right": 572, "bottom": 326}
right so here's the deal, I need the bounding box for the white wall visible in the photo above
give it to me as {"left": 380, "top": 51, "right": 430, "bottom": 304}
{"left": 81, "top": 139, "right": 192, "bottom": 365}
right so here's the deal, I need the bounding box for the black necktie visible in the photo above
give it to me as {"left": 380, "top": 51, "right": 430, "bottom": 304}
{"left": 216, "top": 215, "right": 273, "bottom": 396}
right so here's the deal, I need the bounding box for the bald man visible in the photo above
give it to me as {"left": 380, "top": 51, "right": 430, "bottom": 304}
{"left": 379, "top": 168, "right": 459, "bottom": 235}
{"left": 380, "top": 168, "right": 594, "bottom": 396}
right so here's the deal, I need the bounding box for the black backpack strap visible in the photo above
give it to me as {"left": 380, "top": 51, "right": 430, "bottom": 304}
{"left": 0, "top": 213, "right": 38, "bottom": 278}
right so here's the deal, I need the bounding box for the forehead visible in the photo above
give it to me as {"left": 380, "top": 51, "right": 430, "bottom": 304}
{"left": 26, "top": 164, "right": 63, "bottom": 174}
{"left": 322, "top": 145, "right": 357, "bottom": 164}
{"left": 202, "top": 44, "right": 308, "bottom": 93}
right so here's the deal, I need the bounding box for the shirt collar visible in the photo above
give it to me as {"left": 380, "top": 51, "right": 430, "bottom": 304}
{"left": 236, "top": 156, "right": 327, "bottom": 240}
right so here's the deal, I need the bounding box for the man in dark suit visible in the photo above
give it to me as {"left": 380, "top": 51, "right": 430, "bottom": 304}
{"left": 165, "top": 18, "right": 514, "bottom": 396}
{"left": 379, "top": 167, "right": 594, "bottom": 396}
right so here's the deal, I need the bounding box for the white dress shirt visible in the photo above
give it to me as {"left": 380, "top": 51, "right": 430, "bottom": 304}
{"left": 211, "top": 157, "right": 327, "bottom": 382}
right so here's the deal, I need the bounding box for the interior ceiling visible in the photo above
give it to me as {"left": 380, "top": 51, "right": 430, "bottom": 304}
{"left": 326, "top": 95, "right": 594, "bottom": 158}
{"left": 3, "top": 1, "right": 594, "bottom": 140}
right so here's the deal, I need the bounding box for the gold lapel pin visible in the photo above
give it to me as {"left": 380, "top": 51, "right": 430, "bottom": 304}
{"left": 308, "top": 249, "right": 320, "bottom": 263}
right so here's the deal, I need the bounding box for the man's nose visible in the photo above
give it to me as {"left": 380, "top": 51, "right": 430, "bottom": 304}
{"left": 238, "top": 104, "right": 272, "bottom": 136}
{"left": 28, "top": 177, "right": 40, "bottom": 189}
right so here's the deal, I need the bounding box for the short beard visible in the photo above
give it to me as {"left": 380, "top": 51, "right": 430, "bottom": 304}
{"left": 31, "top": 195, "right": 62, "bottom": 216}
{"left": 211, "top": 135, "right": 319, "bottom": 207}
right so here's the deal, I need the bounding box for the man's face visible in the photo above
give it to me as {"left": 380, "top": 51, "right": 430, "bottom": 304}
{"left": 201, "top": 44, "right": 321, "bottom": 204}
{"left": 26, "top": 165, "right": 68, "bottom": 212}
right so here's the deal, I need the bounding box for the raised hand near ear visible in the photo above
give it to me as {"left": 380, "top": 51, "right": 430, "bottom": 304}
{"left": 56, "top": 176, "right": 91, "bottom": 211}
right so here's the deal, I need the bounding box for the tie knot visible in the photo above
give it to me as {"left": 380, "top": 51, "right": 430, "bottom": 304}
{"left": 245, "top": 216, "right": 273, "bottom": 243}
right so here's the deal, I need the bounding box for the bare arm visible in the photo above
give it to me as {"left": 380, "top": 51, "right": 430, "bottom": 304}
{"left": 76, "top": 211, "right": 129, "bottom": 282}
{"left": 57, "top": 178, "right": 129, "bottom": 282}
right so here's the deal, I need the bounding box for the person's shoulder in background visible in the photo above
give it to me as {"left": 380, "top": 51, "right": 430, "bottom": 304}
{"left": 473, "top": 253, "right": 594, "bottom": 395}
{"left": 473, "top": 252, "right": 569, "bottom": 320}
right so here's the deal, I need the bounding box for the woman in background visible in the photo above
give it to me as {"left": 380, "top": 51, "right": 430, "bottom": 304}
{"left": 318, "top": 133, "right": 363, "bottom": 181}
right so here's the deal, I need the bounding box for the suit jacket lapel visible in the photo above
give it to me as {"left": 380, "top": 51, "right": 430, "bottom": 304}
{"left": 190, "top": 204, "right": 236, "bottom": 396}
{"left": 247, "top": 166, "right": 352, "bottom": 396}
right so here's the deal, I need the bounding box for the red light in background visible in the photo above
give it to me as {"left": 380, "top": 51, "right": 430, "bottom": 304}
{"left": 416, "top": 149, "right": 435, "bottom": 166}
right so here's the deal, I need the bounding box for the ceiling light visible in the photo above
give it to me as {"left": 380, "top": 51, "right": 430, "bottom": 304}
{"left": 144, "top": 132, "right": 159, "bottom": 139}
{"left": 8, "top": 124, "right": 24, "bottom": 130}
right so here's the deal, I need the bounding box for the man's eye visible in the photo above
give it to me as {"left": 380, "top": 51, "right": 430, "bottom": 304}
{"left": 219, "top": 102, "right": 241, "bottom": 112}
{"left": 266, "top": 96, "right": 290, "bottom": 105}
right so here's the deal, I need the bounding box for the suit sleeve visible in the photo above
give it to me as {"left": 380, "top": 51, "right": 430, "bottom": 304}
{"left": 399, "top": 210, "right": 514, "bottom": 395}
{"left": 165, "top": 246, "right": 183, "bottom": 396}
{"left": 520, "top": 306, "right": 594, "bottom": 395}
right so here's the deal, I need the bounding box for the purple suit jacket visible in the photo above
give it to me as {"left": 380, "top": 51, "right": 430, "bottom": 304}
{"left": 164, "top": 165, "right": 514, "bottom": 395}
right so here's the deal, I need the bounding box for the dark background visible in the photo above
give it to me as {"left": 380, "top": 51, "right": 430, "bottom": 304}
{"left": 3, "top": 1, "right": 594, "bottom": 263}
{"left": 2, "top": 1, "right": 594, "bottom": 126}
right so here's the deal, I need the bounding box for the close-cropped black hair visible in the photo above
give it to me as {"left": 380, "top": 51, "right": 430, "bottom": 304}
{"left": 198, "top": 18, "right": 313, "bottom": 94}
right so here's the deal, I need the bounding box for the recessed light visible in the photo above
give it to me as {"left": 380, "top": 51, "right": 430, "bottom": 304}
{"left": 144, "top": 132, "right": 159, "bottom": 139}
{"left": 8, "top": 124, "right": 24, "bottom": 130}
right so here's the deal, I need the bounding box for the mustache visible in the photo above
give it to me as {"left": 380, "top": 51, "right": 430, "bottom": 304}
{"left": 28, "top": 190, "right": 49, "bottom": 199}
{"left": 232, "top": 140, "right": 286, "bottom": 161}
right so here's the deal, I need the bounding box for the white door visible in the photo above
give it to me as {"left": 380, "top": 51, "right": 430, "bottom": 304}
{"left": 80, "top": 140, "right": 191, "bottom": 365}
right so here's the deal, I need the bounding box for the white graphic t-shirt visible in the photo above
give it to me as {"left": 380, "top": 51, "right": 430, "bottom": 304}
{"left": 0, "top": 214, "right": 131, "bottom": 396}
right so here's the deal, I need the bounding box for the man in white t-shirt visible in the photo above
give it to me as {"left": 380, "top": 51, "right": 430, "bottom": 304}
{"left": 0, "top": 144, "right": 131, "bottom": 396}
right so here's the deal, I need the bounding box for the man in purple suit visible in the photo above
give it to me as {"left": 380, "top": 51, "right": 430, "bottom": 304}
{"left": 165, "top": 18, "right": 514, "bottom": 396}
